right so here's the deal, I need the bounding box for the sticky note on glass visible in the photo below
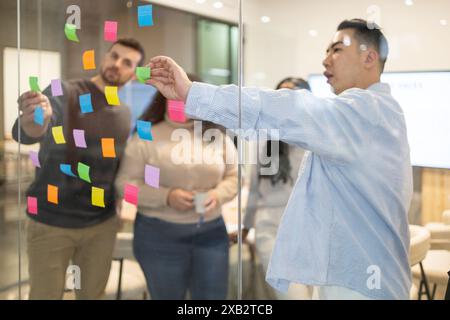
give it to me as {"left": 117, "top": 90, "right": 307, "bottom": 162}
{"left": 138, "top": 5, "right": 154, "bottom": 27}
{"left": 34, "top": 106, "right": 44, "bottom": 126}
{"left": 27, "top": 196, "right": 38, "bottom": 215}
{"left": 136, "top": 120, "right": 153, "bottom": 141}
{"left": 105, "top": 86, "right": 120, "bottom": 105}
{"left": 29, "top": 151, "right": 40, "bottom": 168}
{"left": 77, "top": 162, "right": 91, "bottom": 183}
{"left": 60, "top": 164, "right": 77, "bottom": 177}
{"left": 29, "top": 76, "right": 41, "bottom": 92}
{"left": 79, "top": 93, "right": 93, "bottom": 113}
{"left": 65, "top": 23, "right": 79, "bottom": 42}
{"left": 136, "top": 67, "right": 151, "bottom": 83}
{"left": 51, "top": 79, "right": 63, "bottom": 96}
{"left": 92, "top": 186, "right": 105, "bottom": 208}
{"left": 83, "top": 50, "right": 96, "bottom": 70}
{"left": 145, "top": 164, "right": 160, "bottom": 188}
{"left": 52, "top": 126, "right": 66, "bottom": 144}
{"left": 101, "top": 138, "right": 116, "bottom": 158}
{"left": 124, "top": 184, "right": 138, "bottom": 206}
{"left": 167, "top": 100, "right": 186, "bottom": 123}
{"left": 47, "top": 184, "right": 58, "bottom": 204}
{"left": 73, "top": 129, "right": 87, "bottom": 148}
{"left": 104, "top": 21, "right": 118, "bottom": 42}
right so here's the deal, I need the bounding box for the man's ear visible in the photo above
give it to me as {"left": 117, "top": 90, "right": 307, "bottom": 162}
{"left": 364, "top": 49, "right": 379, "bottom": 69}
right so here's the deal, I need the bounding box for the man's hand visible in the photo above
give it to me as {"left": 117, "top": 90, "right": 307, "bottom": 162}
{"left": 168, "top": 188, "right": 195, "bottom": 212}
{"left": 146, "top": 56, "right": 193, "bottom": 102}
{"left": 17, "top": 91, "right": 53, "bottom": 138}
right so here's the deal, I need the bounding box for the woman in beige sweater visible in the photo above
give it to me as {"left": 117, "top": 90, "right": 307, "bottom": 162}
{"left": 115, "top": 79, "right": 238, "bottom": 300}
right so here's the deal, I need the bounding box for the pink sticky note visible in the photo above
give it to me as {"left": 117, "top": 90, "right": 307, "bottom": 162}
{"left": 51, "top": 79, "right": 63, "bottom": 96}
{"left": 124, "top": 183, "right": 138, "bottom": 205}
{"left": 145, "top": 165, "right": 160, "bottom": 188}
{"left": 73, "top": 129, "right": 87, "bottom": 148}
{"left": 104, "top": 21, "right": 118, "bottom": 42}
{"left": 27, "top": 196, "right": 38, "bottom": 215}
{"left": 167, "top": 100, "right": 186, "bottom": 123}
{"left": 29, "top": 151, "right": 40, "bottom": 168}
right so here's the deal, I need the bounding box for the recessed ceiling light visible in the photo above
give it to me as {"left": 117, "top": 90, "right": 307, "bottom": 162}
{"left": 213, "top": 1, "right": 223, "bottom": 9}
{"left": 308, "top": 29, "right": 318, "bottom": 37}
{"left": 404, "top": 0, "right": 413, "bottom": 6}
{"left": 260, "top": 16, "right": 271, "bottom": 23}
{"left": 196, "top": 0, "right": 207, "bottom": 4}
{"left": 440, "top": 19, "right": 448, "bottom": 26}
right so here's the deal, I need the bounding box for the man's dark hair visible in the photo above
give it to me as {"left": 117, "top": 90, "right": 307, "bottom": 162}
{"left": 337, "top": 19, "right": 389, "bottom": 72}
{"left": 109, "top": 38, "right": 145, "bottom": 66}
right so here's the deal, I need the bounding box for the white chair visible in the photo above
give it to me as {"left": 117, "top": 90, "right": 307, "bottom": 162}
{"left": 425, "top": 210, "right": 450, "bottom": 250}
{"left": 409, "top": 225, "right": 431, "bottom": 299}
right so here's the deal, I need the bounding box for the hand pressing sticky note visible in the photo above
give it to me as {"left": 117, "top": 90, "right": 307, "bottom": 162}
{"left": 73, "top": 129, "right": 87, "bottom": 148}
{"left": 47, "top": 184, "right": 58, "bottom": 204}
{"left": 101, "top": 138, "right": 116, "bottom": 158}
{"left": 124, "top": 183, "right": 138, "bottom": 206}
{"left": 104, "top": 21, "right": 118, "bottom": 42}
{"left": 145, "top": 164, "right": 160, "bottom": 188}
{"left": 65, "top": 23, "right": 79, "bottom": 42}
{"left": 51, "top": 79, "right": 63, "bottom": 96}
{"left": 83, "top": 50, "right": 96, "bottom": 70}
{"left": 27, "top": 196, "right": 38, "bottom": 215}
{"left": 138, "top": 5, "right": 154, "bottom": 27}
{"left": 167, "top": 100, "right": 186, "bottom": 123}
{"left": 60, "top": 164, "right": 77, "bottom": 177}
{"left": 29, "top": 151, "right": 40, "bottom": 168}
{"left": 105, "top": 86, "right": 120, "bottom": 105}
{"left": 79, "top": 93, "right": 93, "bottom": 113}
{"left": 29, "top": 76, "right": 41, "bottom": 92}
{"left": 136, "top": 67, "right": 151, "bottom": 83}
{"left": 77, "top": 162, "right": 91, "bottom": 183}
{"left": 34, "top": 106, "right": 44, "bottom": 126}
{"left": 92, "top": 186, "right": 105, "bottom": 208}
{"left": 136, "top": 120, "right": 153, "bottom": 141}
{"left": 52, "top": 126, "right": 66, "bottom": 144}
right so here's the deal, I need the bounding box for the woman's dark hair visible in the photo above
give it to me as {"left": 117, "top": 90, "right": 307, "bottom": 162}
{"left": 260, "top": 77, "right": 310, "bottom": 186}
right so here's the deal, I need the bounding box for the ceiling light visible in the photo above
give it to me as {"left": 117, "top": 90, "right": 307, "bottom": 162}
{"left": 404, "top": 0, "right": 413, "bottom": 6}
{"left": 308, "top": 29, "right": 318, "bottom": 37}
{"left": 213, "top": 1, "right": 223, "bottom": 9}
{"left": 196, "top": 0, "right": 207, "bottom": 4}
{"left": 260, "top": 16, "right": 271, "bottom": 23}
{"left": 440, "top": 19, "right": 448, "bottom": 26}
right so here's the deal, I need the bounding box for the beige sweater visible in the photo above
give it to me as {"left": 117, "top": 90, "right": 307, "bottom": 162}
{"left": 115, "top": 115, "right": 238, "bottom": 224}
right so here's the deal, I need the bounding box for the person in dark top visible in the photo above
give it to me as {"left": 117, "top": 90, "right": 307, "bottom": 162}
{"left": 13, "top": 38, "right": 145, "bottom": 299}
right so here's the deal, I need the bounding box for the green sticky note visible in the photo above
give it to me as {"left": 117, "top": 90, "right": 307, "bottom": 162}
{"left": 136, "top": 67, "right": 151, "bottom": 83}
{"left": 29, "top": 76, "right": 41, "bottom": 92}
{"left": 77, "top": 162, "right": 91, "bottom": 183}
{"left": 65, "top": 23, "right": 79, "bottom": 42}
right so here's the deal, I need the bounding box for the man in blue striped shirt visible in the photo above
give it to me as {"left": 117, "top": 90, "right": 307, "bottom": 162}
{"left": 147, "top": 19, "right": 413, "bottom": 299}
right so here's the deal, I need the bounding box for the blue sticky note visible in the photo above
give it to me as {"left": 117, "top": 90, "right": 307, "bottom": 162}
{"left": 138, "top": 5, "right": 153, "bottom": 27}
{"left": 79, "top": 94, "right": 93, "bottom": 113}
{"left": 136, "top": 120, "right": 153, "bottom": 141}
{"left": 60, "top": 164, "right": 77, "bottom": 177}
{"left": 34, "top": 106, "right": 44, "bottom": 126}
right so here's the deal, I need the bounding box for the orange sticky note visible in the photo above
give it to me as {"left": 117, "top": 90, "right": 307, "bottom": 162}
{"left": 101, "top": 138, "right": 116, "bottom": 158}
{"left": 47, "top": 184, "right": 58, "bottom": 204}
{"left": 83, "top": 50, "right": 96, "bottom": 70}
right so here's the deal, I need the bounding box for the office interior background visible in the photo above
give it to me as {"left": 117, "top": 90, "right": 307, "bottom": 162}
{"left": 0, "top": 0, "right": 449, "bottom": 300}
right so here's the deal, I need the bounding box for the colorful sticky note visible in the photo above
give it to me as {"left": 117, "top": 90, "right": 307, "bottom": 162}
{"left": 79, "top": 93, "right": 93, "bottom": 113}
{"left": 101, "top": 138, "right": 116, "bottom": 158}
{"left": 60, "top": 164, "right": 77, "bottom": 177}
{"left": 104, "top": 86, "right": 120, "bottom": 105}
{"left": 47, "top": 184, "right": 58, "bottom": 204}
{"left": 136, "top": 67, "right": 151, "bottom": 83}
{"left": 104, "top": 21, "right": 118, "bottom": 42}
{"left": 167, "top": 100, "right": 186, "bottom": 123}
{"left": 83, "top": 50, "right": 96, "bottom": 70}
{"left": 52, "top": 126, "right": 66, "bottom": 144}
{"left": 92, "top": 186, "right": 105, "bottom": 208}
{"left": 29, "top": 151, "right": 40, "bottom": 168}
{"left": 77, "top": 162, "right": 91, "bottom": 183}
{"left": 145, "top": 164, "right": 160, "bottom": 188}
{"left": 124, "top": 184, "right": 138, "bottom": 206}
{"left": 51, "top": 79, "right": 63, "bottom": 96}
{"left": 136, "top": 120, "right": 153, "bottom": 141}
{"left": 34, "top": 106, "right": 44, "bottom": 126}
{"left": 64, "top": 23, "right": 79, "bottom": 42}
{"left": 29, "top": 76, "right": 41, "bottom": 92}
{"left": 73, "top": 129, "right": 87, "bottom": 148}
{"left": 27, "top": 196, "right": 38, "bottom": 215}
{"left": 138, "top": 5, "right": 154, "bottom": 27}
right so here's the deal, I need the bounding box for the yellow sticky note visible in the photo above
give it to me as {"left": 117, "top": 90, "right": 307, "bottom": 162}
{"left": 52, "top": 126, "right": 66, "bottom": 144}
{"left": 101, "top": 138, "right": 116, "bottom": 158}
{"left": 104, "top": 86, "right": 120, "bottom": 106}
{"left": 83, "top": 50, "right": 96, "bottom": 70}
{"left": 92, "top": 186, "right": 105, "bottom": 208}
{"left": 47, "top": 184, "right": 58, "bottom": 204}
